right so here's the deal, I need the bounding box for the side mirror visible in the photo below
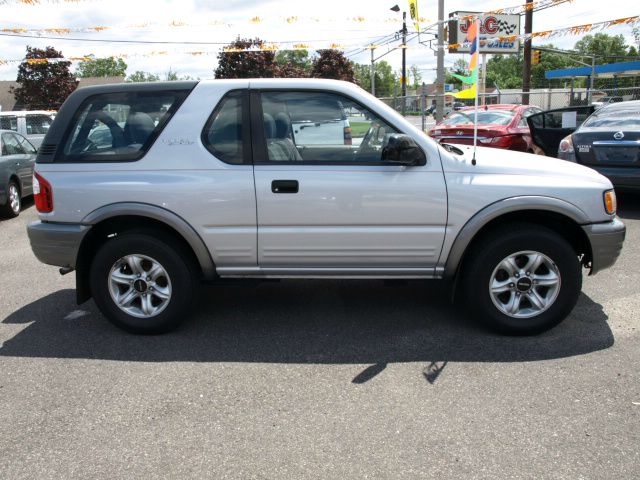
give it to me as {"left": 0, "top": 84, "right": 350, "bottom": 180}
{"left": 381, "top": 134, "right": 426, "bottom": 166}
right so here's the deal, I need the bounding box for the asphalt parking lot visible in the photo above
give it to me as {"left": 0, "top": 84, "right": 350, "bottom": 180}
{"left": 1, "top": 194, "right": 639, "bottom": 479}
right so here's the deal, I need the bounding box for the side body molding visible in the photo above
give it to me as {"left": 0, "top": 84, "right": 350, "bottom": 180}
{"left": 82, "top": 202, "right": 216, "bottom": 279}
{"left": 443, "top": 196, "right": 590, "bottom": 278}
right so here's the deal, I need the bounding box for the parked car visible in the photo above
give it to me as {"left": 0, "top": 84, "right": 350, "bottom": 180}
{"left": 528, "top": 101, "right": 640, "bottom": 191}
{"left": 592, "top": 96, "right": 624, "bottom": 109}
{"left": 428, "top": 104, "right": 543, "bottom": 152}
{"left": 0, "top": 110, "right": 55, "bottom": 149}
{"left": 425, "top": 102, "right": 466, "bottom": 117}
{"left": 27, "top": 79, "right": 625, "bottom": 335}
{"left": 0, "top": 130, "right": 36, "bottom": 217}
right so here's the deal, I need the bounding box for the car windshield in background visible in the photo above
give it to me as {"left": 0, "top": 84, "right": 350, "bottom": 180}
{"left": 582, "top": 106, "right": 640, "bottom": 129}
{"left": 441, "top": 110, "right": 516, "bottom": 126}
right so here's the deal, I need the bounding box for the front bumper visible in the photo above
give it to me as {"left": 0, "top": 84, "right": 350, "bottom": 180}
{"left": 582, "top": 217, "right": 626, "bottom": 274}
{"left": 27, "top": 221, "right": 91, "bottom": 268}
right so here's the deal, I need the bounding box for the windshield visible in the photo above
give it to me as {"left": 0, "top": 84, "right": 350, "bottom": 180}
{"left": 441, "top": 110, "right": 516, "bottom": 126}
{"left": 582, "top": 106, "right": 640, "bottom": 129}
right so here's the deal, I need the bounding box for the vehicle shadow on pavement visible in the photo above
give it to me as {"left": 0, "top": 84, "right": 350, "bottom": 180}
{"left": 0, "top": 280, "right": 613, "bottom": 378}
{"left": 617, "top": 192, "right": 640, "bottom": 220}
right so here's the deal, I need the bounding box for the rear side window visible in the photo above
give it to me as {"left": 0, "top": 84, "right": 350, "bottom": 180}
{"left": 0, "top": 115, "right": 18, "bottom": 131}
{"left": 202, "top": 91, "right": 245, "bottom": 165}
{"left": 26, "top": 114, "right": 53, "bottom": 134}
{"left": 2, "top": 133, "right": 25, "bottom": 155}
{"left": 59, "top": 90, "right": 188, "bottom": 162}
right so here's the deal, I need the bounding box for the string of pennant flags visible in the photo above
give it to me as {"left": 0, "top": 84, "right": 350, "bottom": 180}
{"left": 0, "top": 13, "right": 638, "bottom": 67}
{"left": 0, "top": 0, "right": 574, "bottom": 35}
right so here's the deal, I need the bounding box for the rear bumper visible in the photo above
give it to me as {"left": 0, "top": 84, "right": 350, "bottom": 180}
{"left": 582, "top": 217, "right": 626, "bottom": 274}
{"left": 27, "top": 221, "right": 90, "bottom": 268}
{"left": 588, "top": 166, "right": 640, "bottom": 190}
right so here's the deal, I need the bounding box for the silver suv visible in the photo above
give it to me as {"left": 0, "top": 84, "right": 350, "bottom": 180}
{"left": 27, "top": 79, "right": 625, "bottom": 335}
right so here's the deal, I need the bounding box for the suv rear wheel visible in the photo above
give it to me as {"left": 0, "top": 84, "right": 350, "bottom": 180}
{"left": 461, "top": 224, "right": 582, "bottom": 335}
{"left": 90, "top": 232, "right": 198, "bottom": 334}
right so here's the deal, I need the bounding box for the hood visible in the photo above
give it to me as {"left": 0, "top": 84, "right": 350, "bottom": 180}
{"left": 439, "top": 144, "right": 612, "bottom": 187}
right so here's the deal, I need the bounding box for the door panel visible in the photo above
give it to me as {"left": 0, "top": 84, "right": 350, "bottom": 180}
{"left": 527, "top": 106, "right": 595, "bottom": 157}
{"left": 254, "top": 166, "right": 447, "bottom": 267}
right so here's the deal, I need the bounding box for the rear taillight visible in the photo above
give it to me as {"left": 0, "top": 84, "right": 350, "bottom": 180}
{"left": 33, "top": 171, "right": 53, "bottom": 213}
{"left": 558, "top": 134, "right": 576, "bottom": 162}
{"left": 343, "top": 126, "right": 352, "bottom": 145}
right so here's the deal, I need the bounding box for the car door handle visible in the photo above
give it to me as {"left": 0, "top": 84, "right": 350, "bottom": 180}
{"left": 271, "top": 180, "right": 299, "bottom": 194}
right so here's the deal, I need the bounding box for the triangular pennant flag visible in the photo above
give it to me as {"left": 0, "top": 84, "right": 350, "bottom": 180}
{"left": 450, "top": 69, "right": 477, "bottom": 85}
{"left": 451, "top": 84, "right": 477, "bottom": 99}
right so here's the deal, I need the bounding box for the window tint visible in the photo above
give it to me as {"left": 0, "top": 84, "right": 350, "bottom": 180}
{"left": 2, "top": 133, "right": 25, "bottom": 155}
{"left": 0, "top": 115, "right": 18, "bottom": 131}
{"left": 260, "top": 91, "right": 398, "bottom": 163}
{"left": 60, "top": 90, "right": 188, "bottom": 162}
{"left": 202, "top": 92, "right": 244, "bottom": 164}
{"left": 26, "top": 114, "right": 53, "bottom": 134}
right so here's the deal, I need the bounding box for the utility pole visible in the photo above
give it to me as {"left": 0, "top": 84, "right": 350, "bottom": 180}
{"left": 435, "top": 0, "right": 445, "bottom": 122}
{"left": 401, "top": 11, "right": 407, "bottom": 115}
{"left": 522, "top": 0, "right": 533, "bottom": 104}
{"left": 370, "top": 46, "right": 376, "bottom": 96}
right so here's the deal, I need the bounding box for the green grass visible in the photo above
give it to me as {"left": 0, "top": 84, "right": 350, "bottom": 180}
{"left": 349, "top": 121, "right": 371, "bottom": 137}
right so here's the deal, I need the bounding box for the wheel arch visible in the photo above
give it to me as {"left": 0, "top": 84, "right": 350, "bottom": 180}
{"left": 75, "top": 203, "right": 216, "bottom": 303}
{"left": 444, "top": 196, "right": 593, "bottom": 280}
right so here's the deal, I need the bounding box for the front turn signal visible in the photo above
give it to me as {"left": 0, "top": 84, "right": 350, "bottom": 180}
{"left": 604, "top": 189, "right": 617, "bottom": 215}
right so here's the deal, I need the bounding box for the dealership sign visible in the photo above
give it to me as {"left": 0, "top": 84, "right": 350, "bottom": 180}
{"left": 448, "top": 11, "right": 520, "bottom": 54}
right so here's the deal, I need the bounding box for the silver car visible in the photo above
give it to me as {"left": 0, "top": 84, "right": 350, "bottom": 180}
{"left": 27, "top": 79, "right": 625, "bottom": 335}
{"left": 0, "top": 129, "right": 36, "bottom": 217}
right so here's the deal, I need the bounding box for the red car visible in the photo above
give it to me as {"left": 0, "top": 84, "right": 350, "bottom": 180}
{"left": 428, "top": 104, "right": 543, "bottom": 153}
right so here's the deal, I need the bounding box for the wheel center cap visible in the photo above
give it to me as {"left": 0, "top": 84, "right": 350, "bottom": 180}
{"left": 133, "top": 279, "right": 148, "bottom": 293}
{"left": 516, "top": 277, "right": 532, "bottom": 292}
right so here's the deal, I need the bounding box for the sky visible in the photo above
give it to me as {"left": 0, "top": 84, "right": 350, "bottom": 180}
{"left": 0, "top": 0, "right": 637, "bottom": 82}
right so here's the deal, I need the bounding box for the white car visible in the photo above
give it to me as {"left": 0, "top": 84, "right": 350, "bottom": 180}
{"left": 0, "top": 110, "right": 55, "bottom": 149}
{"left": 27, "top": 79, "right": 625, "bottom": 335}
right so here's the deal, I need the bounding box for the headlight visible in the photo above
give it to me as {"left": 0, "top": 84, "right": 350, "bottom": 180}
{"left": 603, "top": 189, "right": 617, "bottom": 215}
{"left": 558, "top": 135, "right": 576, "bottom": 162}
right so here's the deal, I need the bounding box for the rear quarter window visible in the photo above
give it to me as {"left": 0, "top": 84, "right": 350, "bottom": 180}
{"left": 58, "top": 90, "right": 188, "bottom": 162}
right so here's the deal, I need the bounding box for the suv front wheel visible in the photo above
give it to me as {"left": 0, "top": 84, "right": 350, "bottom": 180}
{"left": 90, "top": 232, "right": 198, "bottom": 334}
{"left": 461, "top": 224, "right": 582, "bottom": 335}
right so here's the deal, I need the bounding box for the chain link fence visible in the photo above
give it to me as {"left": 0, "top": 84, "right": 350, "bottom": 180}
{"left": 379, "top": 86, "right": 640, "bottom": 130}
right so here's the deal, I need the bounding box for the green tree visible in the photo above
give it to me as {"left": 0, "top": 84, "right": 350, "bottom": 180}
{"left": 310, "top": 49, "right": 355, "bottom": 82}
{"left": 214, "top": 37, "right": 278, "bottom": 79}
{"left": 353, "top": 60, "right": 396, "bottom": 97}
{"left": 446, "top": 58, "right": 470, "bottom": 90}
{"left": 275, "top": 50, "right": 311, "bottom": 73}
{"left": 76, "top": 56, "right": 127, "bottom": 77}
{"left": 126, "top": 71, "right": 160, "bottom": 82}
{"left": 11, "top": 46, "right": 78, "bottom": 110}
{"left": 574, "top": 33, "right": 630, "bottom": 62}
{"left": 409, "top": 65, "right": 422, "bottom": 92}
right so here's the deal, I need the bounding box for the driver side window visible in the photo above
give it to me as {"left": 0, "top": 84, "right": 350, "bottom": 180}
{"left": 260, "top": 91, "right": 398, "bottom": 163}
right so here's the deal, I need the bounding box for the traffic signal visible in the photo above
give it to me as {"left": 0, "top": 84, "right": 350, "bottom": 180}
{"left": 531, "top": 50, "right": 541, "bottom": 65}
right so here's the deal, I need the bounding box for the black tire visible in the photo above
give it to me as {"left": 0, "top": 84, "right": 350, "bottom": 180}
{"left": 0, "top": 181, "right": 21, "bottom": 218}
{"left": 90, "top": 231, "right": 198, "bottom": 334}
{"left": 460, "top": 223, "right": 582, "bottom": 335}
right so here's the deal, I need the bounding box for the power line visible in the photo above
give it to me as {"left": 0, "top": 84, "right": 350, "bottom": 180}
{"left": 0, "top": 31, "right": 391, "bottom": 45}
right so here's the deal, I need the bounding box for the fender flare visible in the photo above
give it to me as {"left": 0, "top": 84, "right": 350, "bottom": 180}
{"left": 81, "top": 202, "right": 216, "bottom": 279}
{"left": 443, "top": 196, "right": 589, "bottom": 278}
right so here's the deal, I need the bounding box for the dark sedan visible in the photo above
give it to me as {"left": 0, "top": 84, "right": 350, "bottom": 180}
{"left": 529, "top": 101, "right": 640, "bottom": 191}
{"left": 0, "top": 130, "right": 37, "bottom": 217}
